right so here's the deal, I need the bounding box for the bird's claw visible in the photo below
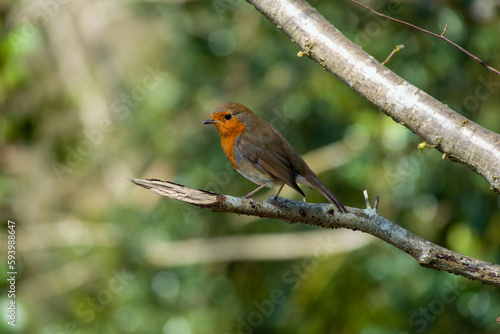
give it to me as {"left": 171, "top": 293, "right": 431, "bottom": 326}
{"left": 242, "top": 195, "right": 257, "bottom": 209}
{"left": 249, "top": 198, "right": 256, "bottom": 209}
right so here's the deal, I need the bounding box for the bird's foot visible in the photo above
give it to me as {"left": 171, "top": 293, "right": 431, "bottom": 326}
{"left": 242, "top": 195, "right": 257, "bottom": 209}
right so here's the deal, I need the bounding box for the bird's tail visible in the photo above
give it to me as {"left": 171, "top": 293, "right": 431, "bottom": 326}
{"left": 306, "top": 175, "right": 348, "bottom": 213}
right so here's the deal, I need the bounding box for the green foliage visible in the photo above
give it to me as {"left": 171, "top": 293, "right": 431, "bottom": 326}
{"left": 1, "top": 1, "right": 499, "bottom": 333}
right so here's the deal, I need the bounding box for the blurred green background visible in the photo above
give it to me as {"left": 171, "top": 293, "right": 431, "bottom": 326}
{"left": 1, "top": 0, "right": 500, "bottom": 333}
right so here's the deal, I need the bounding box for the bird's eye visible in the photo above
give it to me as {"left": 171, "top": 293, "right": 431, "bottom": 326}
{"left": 224, "top": 114, "right": 232, "bottom": 120}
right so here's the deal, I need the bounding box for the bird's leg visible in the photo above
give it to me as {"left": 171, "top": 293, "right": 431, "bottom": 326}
{"left": 244, "top": 183, "right": 267, "bottom": 199}
{"left": 273, "top": 184, "right": 285, "bottom": 201}
{"left": 243, "top": 183, "right": 267, "bottom": 208}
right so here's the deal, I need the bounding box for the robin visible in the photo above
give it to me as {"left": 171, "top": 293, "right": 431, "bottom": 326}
{"left": 203, "top": 102, "right": 347, "bottom": 213}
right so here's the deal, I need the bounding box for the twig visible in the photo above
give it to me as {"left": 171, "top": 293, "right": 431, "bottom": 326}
{"left": 351, "top": 0, "right": 500, "bottom": 76}
{"left": 441, "top": 24, "right": 448, "bottom": 36}
{"left": 382, "top": 45, "right": 404, "bottom": 65}
{"left": 374, "top": 194, "right": 381, "bottom": 210}
{"left": 130, "top": 178, "right": 500, "bottom": 287}
{"left": 363, "top": 189, "right": 371, "bottom": 209}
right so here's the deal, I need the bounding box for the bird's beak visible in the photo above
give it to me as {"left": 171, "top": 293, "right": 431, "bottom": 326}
{"left": 203, "top": 118, "right": 217, "bottom": 125}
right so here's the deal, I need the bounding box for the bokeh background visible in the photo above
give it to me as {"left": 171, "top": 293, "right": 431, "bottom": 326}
{"left": 1, "top": 0, "right": 500, "bottom": 333}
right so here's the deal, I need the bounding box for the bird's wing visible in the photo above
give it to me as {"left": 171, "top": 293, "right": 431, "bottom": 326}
{"left": 236, "top": 126, "right": 305, "bottom": 197}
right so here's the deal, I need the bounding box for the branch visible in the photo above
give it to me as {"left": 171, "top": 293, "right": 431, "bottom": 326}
{"left": 351, "top": 0, "right": 500, "bottom": 76}
{"left": 129, "top": 178, "right": 500, "bottom": 287}
{"left": 245, "top": 0, "right": 500, "bottom": 193}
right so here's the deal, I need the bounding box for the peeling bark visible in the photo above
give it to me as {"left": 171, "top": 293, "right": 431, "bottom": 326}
{"left": 130, "top": 178, "right": 500, "bottom": 287}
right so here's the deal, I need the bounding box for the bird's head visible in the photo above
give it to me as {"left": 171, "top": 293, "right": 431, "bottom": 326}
{"left": 203, "top": 103, "right": 258, "bottom": 138}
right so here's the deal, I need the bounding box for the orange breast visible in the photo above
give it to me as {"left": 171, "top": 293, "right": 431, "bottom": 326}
{"left": 213, "top": 116, "right": 246, "bottom": 169}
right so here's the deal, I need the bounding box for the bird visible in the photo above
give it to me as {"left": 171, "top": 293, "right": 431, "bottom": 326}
{"left": 203, "top": 102, "right": 347, "bottom": 213}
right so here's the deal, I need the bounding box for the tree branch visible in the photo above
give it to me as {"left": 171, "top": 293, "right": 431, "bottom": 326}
{"left": 129, "top": 178, "right": 500, "bottom": 287}
{"left": 245, "top": 0, "right": 500, "bottom": 193}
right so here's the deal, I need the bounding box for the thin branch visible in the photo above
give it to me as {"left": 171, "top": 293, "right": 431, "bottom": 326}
{"left": 351, "top": 0, "right": 500, "bottom": 76}
{"left": 382, "top": 44, "right": 404, "bottom": 65}
{"left": 373, "top": 194, "right": 381, "bottom": 210}
{"left": 129, "top": 178, "right": 500, "bottom": 287}
{"left": 441, "top": 24, "right": 448, "bottom": 36}
{"left": 246, "top": 0, "right": 500, "bottom": 193}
